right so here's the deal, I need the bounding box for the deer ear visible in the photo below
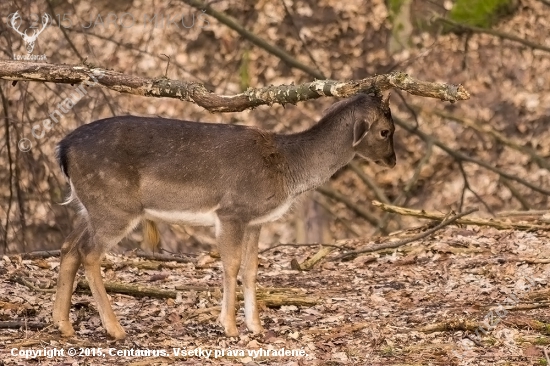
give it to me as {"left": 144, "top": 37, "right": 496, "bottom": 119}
{"left": 353, "top": 120, "right": 369, "bottom": 147}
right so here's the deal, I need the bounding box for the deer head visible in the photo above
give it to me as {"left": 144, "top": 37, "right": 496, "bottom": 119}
{"left": 9, "top": 11, "right": 50, "bottom": 54}
{"left": 351, "top": 93, "right": 396, "bottom": 168}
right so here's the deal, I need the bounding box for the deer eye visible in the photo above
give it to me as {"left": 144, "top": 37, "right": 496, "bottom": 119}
{"left": 380, "top": 130, "right": 390, "bottom": 138}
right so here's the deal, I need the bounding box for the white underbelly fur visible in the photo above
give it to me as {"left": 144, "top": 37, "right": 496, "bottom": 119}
{"left": 144, "top": 208, "right": 217, "bottom": 226}
{"left": 144, "top": 201, "right": 293, "bottom": 227}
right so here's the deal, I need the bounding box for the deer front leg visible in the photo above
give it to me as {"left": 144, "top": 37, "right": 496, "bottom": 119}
{"left": 241, "top": 225, "right": 263, "bottom": 334}
{"left": 216, "top": 218, "right": 246, "bottom": 337}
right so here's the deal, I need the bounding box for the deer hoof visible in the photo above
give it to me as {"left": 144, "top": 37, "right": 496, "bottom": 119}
{"left": 57, "top": 321, "right": 75, "bottom": 337}
{"left": 106, "top": 323, "right": 126, "bottom": 340}
{"left": 247, "top": 322, "right": 264, "bottom": 334}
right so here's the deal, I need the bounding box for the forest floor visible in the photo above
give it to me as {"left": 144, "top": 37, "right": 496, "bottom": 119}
{"left": 1, "top": 226, "right": 549, "bottom": 365}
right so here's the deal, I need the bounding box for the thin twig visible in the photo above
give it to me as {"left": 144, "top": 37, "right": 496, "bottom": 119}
{"left": 314, "top": 197, "right": 361, "bottom": 237}
{"left": 458, "top": 161, "right": 494, "bottom": 215}
{"left": 280, "top": 0, "right": 326, "bottom": 77}
{"left": 317, "top": 186, "right": 385, "bottom": 234}
{"left": 332, "top": 207, "right": 478, "bottom": 260}
{"left": 349, "top": 162, "right": 391, "bottom": 204}
{"left": 499, "top": 178, "right": 531, "bottom": 210}
{"left": 434, "top": 16, "right": 550, "bottom": 54}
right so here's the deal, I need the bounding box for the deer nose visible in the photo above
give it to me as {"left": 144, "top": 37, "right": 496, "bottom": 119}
{"left": 375, "top": 154, "right": 396, "bottom": 168}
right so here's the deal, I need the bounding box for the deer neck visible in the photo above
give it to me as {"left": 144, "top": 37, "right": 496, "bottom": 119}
{"left": 277, "top": 116, "right": 355, "bottom": 196}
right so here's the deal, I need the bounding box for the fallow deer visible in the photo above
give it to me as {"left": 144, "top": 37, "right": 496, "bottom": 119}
{"left": 52, "top": 93, "right": 396, "bottom": 339}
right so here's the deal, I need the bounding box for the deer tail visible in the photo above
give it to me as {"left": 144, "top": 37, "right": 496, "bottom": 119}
{"left": 142, "top": 220, "right": 161, "bottom": 251}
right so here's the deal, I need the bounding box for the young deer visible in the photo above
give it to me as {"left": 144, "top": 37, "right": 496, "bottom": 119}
{"left": 53, "top": 93, "right": 396, "bottom": 340}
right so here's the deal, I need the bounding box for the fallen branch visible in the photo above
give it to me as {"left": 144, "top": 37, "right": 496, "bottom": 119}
{"left": 19, "top": 250, "right": 61, "bottom": 259}
{"left": 102, "top": 259, "right": 189, "bottom": 270}
{"left": 11, "top": 249, "right": 194, "bottom": 264}
{"left": 11, "top": 275, "right": 56, "bottom": 293}
{"left": 372, "top": 201, "right": 550, "bottom": 230}
{"left": 0, "top": 321, "right": 46, "bottom": 330}
{"left": 259, "top": 242, "right": 351, "bottom": 254}
{"left": 296, "top": 246, "right": 336, "bottom": 271}
{"left": 332, "top": 207, "right": 478, "bottom": 260}
{"left": 77, "top": 280, "right": 177, "bottom": 299}
{"left": 295, "top": 223, "right": 443, "bottom": 269}
{"left": 502, "top": 315, "right": 550, "bottom": 332}
{"left": 527, "top": 288, "right": 550, "bottom": 302}
{"left": 459, "top": 257, "right": 550, "bottom": 268}
{"left": 76, "top": 280, "right": 318, "bottom": 308}
{"left": 417, "top": 318, "right": 480, "bottom": 333}
{"left": 132, "top": 251, "right": 195, "bottom": 263}
{"left": 497, "top": 210, "right": 550, "bottom": 217}
{"left": 173, "top": 285, "right": 305, "bottom": 293}
{"left": 0, "top": 61, "right": 470, "bottom": 113}
{"left": 307, "top": 321, "right": 370, "bottom": 339}
{"left": 490, "top": 303, "right": 550, "bottom": 311}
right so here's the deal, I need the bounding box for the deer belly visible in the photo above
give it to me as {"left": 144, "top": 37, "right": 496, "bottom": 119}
{"left": 144, "top": 208, "right": 217, "bottom": 226}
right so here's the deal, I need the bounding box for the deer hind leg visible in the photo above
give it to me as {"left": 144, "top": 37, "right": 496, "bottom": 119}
{"left": 216, "top": 218, "right": 246, "bottom": 337}
{"left": 53, "top": 217, "right": 87, "bottom": 337}
{"left": 79, "top": 213, "right": 140, "bottom": 340}
{"left": 241, "top": 225, "right": 263, "bottom": 334}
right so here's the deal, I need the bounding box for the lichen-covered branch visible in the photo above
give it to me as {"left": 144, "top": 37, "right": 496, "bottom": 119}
{"left": 0, "top": 60, "right": 470, "bottom": 113}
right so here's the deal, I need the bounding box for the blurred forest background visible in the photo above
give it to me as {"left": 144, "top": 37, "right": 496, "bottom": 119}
{"left": 0, "top": 0, "right": 548, "bottom": 255}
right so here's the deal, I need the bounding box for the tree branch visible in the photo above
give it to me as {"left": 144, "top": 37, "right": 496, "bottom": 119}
{"left": 181, "top": 0, "right": 326, "bottom": 79}
{"left": 425, "top": 108, "right": 550, "bottom": 171}
{"left": 372, "top": 200, "right": 550, "bottom": 230}
{"left": 0, "top": 61, "right": 470, "bottom": 113}
{"left": 393, "top": 116, "right": 550, "bottom": 196}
